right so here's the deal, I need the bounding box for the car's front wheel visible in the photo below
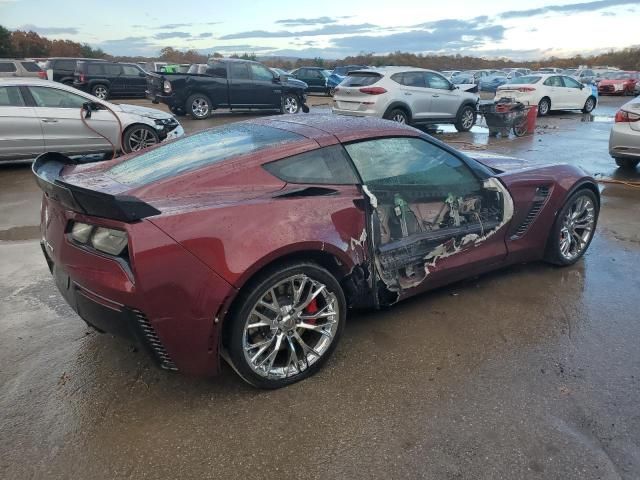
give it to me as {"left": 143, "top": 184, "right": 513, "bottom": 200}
{"left": 454, "top": 105, "right": 476, "bottom": 132}
{"left": 186, "top": 93, "right": 211, "bottom": 119}
{"left": 582, "top": 96, "right": 596, "bottom": 113}
{"left": 122, "top": 125, "right": 160, "bottom": 153}
{"left": 545, "top": 189, "right": 598, "bottom": 266}
{"left": 281, "top": 94, "right": 300, "bottom": 114}
{"left": 227, "top": 262, "right": 346, "bottom": 389}
{"left": 615, "top": 158, "right": 639, "bottom": 169}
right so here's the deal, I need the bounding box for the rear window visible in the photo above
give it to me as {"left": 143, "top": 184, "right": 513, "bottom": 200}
{"left": 341, "top": 72, "right": 381, "bottom": 87}
{"left": 20, "top": 61, "right": 41, "bottom": 72}
{"left": 507, "top": 75, "right": 541, "bottom": 85}
{"left": 107, "top": 124, "right": 303, "bottom": 186}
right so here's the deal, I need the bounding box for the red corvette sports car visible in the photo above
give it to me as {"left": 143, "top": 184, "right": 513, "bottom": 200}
{"left": 34, "top": 115, "right": 599, "bottom": 388}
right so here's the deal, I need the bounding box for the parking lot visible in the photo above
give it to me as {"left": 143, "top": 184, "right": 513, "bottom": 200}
{"left": 1, "top": 94, "right": 640, "bottom": 479}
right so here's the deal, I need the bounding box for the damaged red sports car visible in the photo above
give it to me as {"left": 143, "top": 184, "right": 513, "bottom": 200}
{"left": 34, "top": 115, "right": 599, "bottom": 388}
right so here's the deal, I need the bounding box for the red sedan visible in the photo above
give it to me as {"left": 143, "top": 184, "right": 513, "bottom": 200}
{"left": 598, "top": 71, "right": 639, "bottom": 95}
{"left": 34, "top": 115, "right": 599, "bottom": 388}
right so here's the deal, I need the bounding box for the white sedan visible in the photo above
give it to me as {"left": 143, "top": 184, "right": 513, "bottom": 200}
{"left": 0, "top": 78, "right": 184, "bottom": 162}
{"left": 610, "top": 96, "right": 640, "bottom": 169}
{"left": 495, "top": 74, "right": 597, "bottom": 116}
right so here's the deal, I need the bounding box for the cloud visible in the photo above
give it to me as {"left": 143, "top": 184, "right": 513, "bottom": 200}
{"left": 155, "top": 22, "right": 220, "bottom": 29}
{"left": 95, "top": 36, "right": 156, "bottom": 56}
{"left": 18, "top": 24, "right": 79, "bottom": 35}
{"left": 220, "top": 23, "right": 377, "bottom": 40}
{"left": 500, "top": 0, "right": 639, "bottom": 19}
{"left": 204, "top": 44, "right": 273, "bottom": 52}
{"left": 153, "top": 31, "right": 192, "bottom": 40}
{"left": 198, "top": 32, "right": 213, "bottom": 38}
{"left": 276, "top": 16, "right": 339, "bottom": 26}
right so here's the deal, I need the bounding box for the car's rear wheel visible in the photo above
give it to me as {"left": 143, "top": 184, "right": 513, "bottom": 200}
{"left": 615, "top": 158, "right": 639, "bottom": 169}
{"left": 328, "top": 87, "right": 336, "bottom": 96}
{"left": 454, "top": 105, "right": 476, "bottom": 132}
{"left": 281, "top": 94, "right": 300, "bottom": 114}
{"left": 186, "top": 93, "right": 211, "bottom": 119}
{"left": 122, "top": 125, "right": 160, "bottom": 153}
{"left": 227, "top": 262, "right": 346, "bottom": 389}
{"left": 92, "top": 84, "right": 109, "bottom": 100}
{"left": 385, "top": 108, "right": 409, "bottom": 124}
{"left": 545, "top": 189, "right": 598, "bottom": 266}
{"left": 538, "top": 97, "right": 551, "bottom": 116}
{"left": 582, "top": 96, "right": 596, "bottom": 113}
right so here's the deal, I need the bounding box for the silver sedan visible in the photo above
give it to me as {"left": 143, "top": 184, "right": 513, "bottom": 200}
{"left": 0, "top": 78, "right": 184, "bottom": 162}
{"left": 610, "top": 96, "right": 640, "bottom": 169}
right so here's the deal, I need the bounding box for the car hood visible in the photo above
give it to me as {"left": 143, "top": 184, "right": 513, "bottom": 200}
{"left": 116, "top": 103, "right": 173, "bottom": 119}
{"left": 599, "top": 79, "right": 629, "bottom": 86}
{"left": 463, "top": 151, "right": 543, "bottom": 173}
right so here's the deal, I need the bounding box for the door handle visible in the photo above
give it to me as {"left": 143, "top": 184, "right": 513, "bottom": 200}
{"left": 404, "top": 92, "right": 412, "bottom": 96}
{"left": 41, "top": 119, "right": 59, "bottom": 123}
{"left": 432, "top": 94, "right": 440, "bottom": 98}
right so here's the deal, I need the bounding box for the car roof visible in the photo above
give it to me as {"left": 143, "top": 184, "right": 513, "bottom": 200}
{"left": 347, "top": 66, "right": 436, "bottom": 75}
{"left": 0, "top": 78, "right": 98, "bottom": 95}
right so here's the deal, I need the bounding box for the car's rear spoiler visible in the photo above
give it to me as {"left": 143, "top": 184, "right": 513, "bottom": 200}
{"left": 32, "top": 152, "right": 160, "bottom": 222}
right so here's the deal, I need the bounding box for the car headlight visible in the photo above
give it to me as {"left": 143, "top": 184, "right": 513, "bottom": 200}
{"left": 154, "top": 118, "right": 175, "bottom": 126}
{"left": 163, "top": 80, "right": 172, "bottom": 94}
{"left": 70, "top": 222, "right": 128, "bottom": 256}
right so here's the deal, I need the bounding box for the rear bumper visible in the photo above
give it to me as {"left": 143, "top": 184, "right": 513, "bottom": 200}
{"left": 332, "top": 107, "right": 379, "bottom": 118}
{"left": 609, "top": 123, "right": 640, "bottom": 159}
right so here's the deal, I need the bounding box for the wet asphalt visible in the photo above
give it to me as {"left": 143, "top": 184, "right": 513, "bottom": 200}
{"left": 1, "top": 94, "right": 639, "bottom": 479}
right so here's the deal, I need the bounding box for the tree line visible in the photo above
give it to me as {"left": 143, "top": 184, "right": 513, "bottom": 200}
{"left": 1, "top": 24, "right": 638, "bottom": 71}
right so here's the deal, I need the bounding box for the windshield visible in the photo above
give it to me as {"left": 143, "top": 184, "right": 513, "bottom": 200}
{"left": 107, "top": 124, "right": 303, "bottom": 186}
{"left": 506, "top": 75, "right": 542, "bottom": 85}
{"left": 452, "top": 75, "right": 474, "bottom": 84}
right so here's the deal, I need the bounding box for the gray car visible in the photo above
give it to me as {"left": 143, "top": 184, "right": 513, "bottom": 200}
{"left": 609, "top": 96, "right": 640, "bottom": 169}
{"left": 0, "top": 78, "right": 184, "bottom": 162}
{"left": 0, "top": 59, "right": 45, "bottom": 78}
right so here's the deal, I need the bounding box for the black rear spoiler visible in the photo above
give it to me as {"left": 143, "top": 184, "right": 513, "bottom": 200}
{"left": 32, "top": 152, "right": 160, "bottom": 222}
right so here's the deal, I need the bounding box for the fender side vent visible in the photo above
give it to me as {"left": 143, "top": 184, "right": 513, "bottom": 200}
{"left": 511, "top": 186, "right": 550, "bottom": 240}
{"left": 132, "top": 309, "right": 178, "bottom": 371}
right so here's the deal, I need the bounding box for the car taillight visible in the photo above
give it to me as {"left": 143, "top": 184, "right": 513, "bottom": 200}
{"left": 163, "top": 80, "right": 172, "bottom": 94}
{"left": 359, "top": 86, "right": 387, "bottom": 95}
{"left": 79, "top": 73, "right": 85, "bottom": 83}
{"left": 615, "top": 110, "right": 640, "bottom": 123}
{"left": 37, "top": 70, "right": 47, "bottom": 79}
{"left": 517, "top": 87, "right": 536, "bottom": 92}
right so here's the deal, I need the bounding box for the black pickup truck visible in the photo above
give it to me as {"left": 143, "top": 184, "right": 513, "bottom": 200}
{"left": 146, "top": 58, "right": 308, "bottom": 119}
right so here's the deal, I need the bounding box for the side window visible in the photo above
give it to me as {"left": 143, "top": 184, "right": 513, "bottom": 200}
{"left": 104, "top": 64, "right": 122, "bottom": 76}
{"left": 57, "top": 60, "right": 77, "bottom": 71}
{"left": 0, "top": 62, "right": 17, "bottom": 73}
{"left": 207, "top": 64, "right": 227, "bottom": 78}
{"left": 308, "top": 70, "right": 322, "bottom": 79}
{"left": 230, "top": 63, "right": 250, "bottom": 80}
{"left": 87, "top": 64, "right": 104, "bottom": 75}
{"left": 122, "top": 65, "right": 142, "bottom": 76}
{"left": 250, "top": 64, "right": 274, "bottom": 81}
{"left": 345, "top": 137, "right": 480, "bottom": 190}
{"left": 263, "top": 145, "right": 359, "bottom": 185}
{"left": 29, "top": 86, "right": 88, "bottom": 109}
{"left": 563, "top": 76, "right": 582, "bottom": 89}
{"left": 544, "top": 76, "right": 563, "bottom": 87}
{"left": 0, "top": 86, "right": 26, "bottom": 106}
{"left": 20, "top": 62, "right": 41, "bottom": 72}
{"left": 425, "top": 72, "right": 451, "bottom": 90}
{"left": 402, "top": 72, "right": 426, "bottom": 88}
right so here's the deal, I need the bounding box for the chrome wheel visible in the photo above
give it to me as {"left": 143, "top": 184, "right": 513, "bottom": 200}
{"left": 283, "top": 96, "right": 299, "bottom": 114}
{"left": 559, "top": 195, "right": 596, "bottom": 261}
{"left": 538, "top": 98, "right": 550, "bottom": 116}
{"left": 584, "top": 97, "right": 595, "bottom": 112}
{"left": 242, "top": 274, "right": 340, "bottom": 379}
{"left": 461, "top": 108, "right": 475, "bottom": 130}
{"left": 191, "top": 97, "right": 209, "bottom": 118}
{"left": 392, "top": 112, "right": 407, "bottom": 123}
{"left": 127, "top": 127, "right": 158, "bottom": 151}
{"left": 93, "top": 86, "right": 108, "bottom": 100}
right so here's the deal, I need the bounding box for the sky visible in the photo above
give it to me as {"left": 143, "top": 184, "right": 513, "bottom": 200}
{"left": 1, "top": 0, "right": 639, "bottom": 60}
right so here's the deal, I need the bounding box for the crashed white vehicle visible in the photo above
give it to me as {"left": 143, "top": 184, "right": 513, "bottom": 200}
{"left": 0, "top": 78, "right": 184, "bottom": 162}
{"left": 610, "top": 96, "right": 640, "bottom": 169}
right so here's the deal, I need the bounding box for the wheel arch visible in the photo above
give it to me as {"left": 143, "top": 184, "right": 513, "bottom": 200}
{"left": 383, "top": 102, "right": 412, "bottom": 121}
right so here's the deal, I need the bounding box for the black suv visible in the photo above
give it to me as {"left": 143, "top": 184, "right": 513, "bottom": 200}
{"left": 73, "top": 61, "right": 147, "bottom": 100}
{"left": 43, "top": 57, "right": 106, "bottom": 85}
{"left": 289, "top": 67, "right": 329, "bottom": 93}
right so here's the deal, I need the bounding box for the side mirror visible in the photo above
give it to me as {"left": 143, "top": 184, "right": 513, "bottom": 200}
{"left": 279, "top": 74, "right": 287, "bottom": 83}
{"left": 139, "top": 72, "right": 146, "bottom": 77}
{"left": 580, "top": 84, "right": 585, "bottom": 89}
{"left": 82, "top": 101, "right": 100, "bottom": 118}
{"left": 449, "top": 82, "right": 456, "bottom": 90}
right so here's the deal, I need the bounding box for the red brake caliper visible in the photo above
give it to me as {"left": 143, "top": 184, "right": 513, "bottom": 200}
{"left": 304, "top": 298, "right": 319, "bottom": 324}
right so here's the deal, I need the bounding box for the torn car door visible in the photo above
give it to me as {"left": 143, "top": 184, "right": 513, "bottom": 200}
{"left": 345, "top": 136, "right": 514, "bottom": 304}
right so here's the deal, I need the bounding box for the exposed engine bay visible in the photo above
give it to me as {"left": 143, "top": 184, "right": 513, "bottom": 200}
{"left": 370, "top": 183, "right": 507, "bottom": 293}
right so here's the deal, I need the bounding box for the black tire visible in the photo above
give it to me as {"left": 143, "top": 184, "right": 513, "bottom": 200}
{"left": 91, "top": 84, "right": 109, "bottom": 100}
{"left": 544, "top": 188, "right": 599, "bottom": 266}
{"left": 122, "top": 124, "right": 160, "bottom": 153}
{"left": 62, "top": 80, "right": 74, "bottom": 87}
{"left": 538, "top": 97, "right": 551, "bottom": 116}
{"left": 328, "top": 87, "right": 336, "bottom": 96}
{"left": 454, "top": 105, "right": 476, "bottom": 132}
{"left": 384, "top": 108, "right": 410, "bottom": 124}
{"left": 227, "top": 262, "right": 346, "bottom": 389}
{"left": 582, "top": 96, "right": 596, "bottom": 113}
{"left": 281, "top": 94, "right": 301, "bottom": 114}
{"left": 186, "top": 93, "right": 211, "bottom": 119}
{"left": 615, "top": 158, "right": 639, "bottom": 169}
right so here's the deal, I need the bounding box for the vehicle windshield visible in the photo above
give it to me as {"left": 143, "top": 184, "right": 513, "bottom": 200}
{"left": 607, "top": 72, "right": 634, "bottom": 80}
{"left": 452, "top": 75, "right": 474, "bottom": 84}
{"left": 506, "top": 75, "right": 542, "bottom": 85}
{"left": 107, "top": 124, "right": 303, "bottom": 185}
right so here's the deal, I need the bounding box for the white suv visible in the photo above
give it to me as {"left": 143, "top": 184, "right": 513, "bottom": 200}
{"left": 332, "top": 67, "right": 479, "bottom": 131}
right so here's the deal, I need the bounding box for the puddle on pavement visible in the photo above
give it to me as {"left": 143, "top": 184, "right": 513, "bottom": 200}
{"left": 582, "top": 114, "right": 613, "bottom": 123}
{"left": 0, "top": 225, "right": 41, "bottom": 241}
